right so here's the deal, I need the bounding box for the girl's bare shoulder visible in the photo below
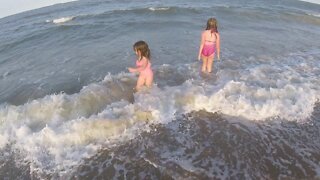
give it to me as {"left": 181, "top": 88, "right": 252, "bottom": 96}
{"left": 202, "top": 30, "right": 210, "bottom": 34}
{"left": 141, "top": 56, "right": 150, "bottom": 62}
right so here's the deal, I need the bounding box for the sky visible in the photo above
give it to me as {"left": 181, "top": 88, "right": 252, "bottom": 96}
{"left": 0, "top": 0, "right": 76, "bottom": 19}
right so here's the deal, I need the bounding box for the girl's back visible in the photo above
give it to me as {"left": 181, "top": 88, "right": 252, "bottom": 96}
{"left": 203, "top": 30, "right": 217, "bottom": 44}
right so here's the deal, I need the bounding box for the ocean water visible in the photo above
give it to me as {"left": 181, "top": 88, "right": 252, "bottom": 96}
{"left": 0, "top": 0, "right": 320, "bottom": 179}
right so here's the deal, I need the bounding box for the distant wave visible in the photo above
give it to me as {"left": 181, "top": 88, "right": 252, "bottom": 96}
{"left": 148, "top": 7, "right": 171, "bottom": 11}
{"left": 298, "top": 0, "right": 320, "bottom": 5}
{"left": 43, "top": 6, "right": 197, "bottom": 21}
{"left": 308, "top": 13, "right": 320, "bottom": 17}
{"left": 46, "top": 16, "right": 75, "bottom": 24}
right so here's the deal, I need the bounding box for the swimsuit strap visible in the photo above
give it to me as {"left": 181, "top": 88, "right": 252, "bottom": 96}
{"left": 206, "top": 32, "right": 217, "bottom": 43}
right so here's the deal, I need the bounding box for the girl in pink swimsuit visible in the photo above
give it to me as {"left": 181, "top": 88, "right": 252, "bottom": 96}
{"left": 198, "top": 18, "right": 220, "bottom": 73}
{"left": 128, "top": 41, "right": 153, "bottom": 91}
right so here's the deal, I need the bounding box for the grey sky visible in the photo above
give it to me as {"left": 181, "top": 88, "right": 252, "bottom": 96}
{"left": 0, "top": 0, "right": 76, "bottom": 19}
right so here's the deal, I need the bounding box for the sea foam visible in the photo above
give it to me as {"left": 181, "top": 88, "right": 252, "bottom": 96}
{"left": 298, "top": 0, "right": 320, "bottom": 5}
{"left": 47, "top": 16, "right": 75, "bottom": 24}
{"left": 0, "top": 51, "right": 319, "bottom": 176}
{"left": 148, "top": 7, "right": 171, "bottom": 11}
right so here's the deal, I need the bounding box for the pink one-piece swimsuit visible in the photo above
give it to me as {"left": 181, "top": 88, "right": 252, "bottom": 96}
{"left": 201, "top": 41, "right": 215, "bottom": 57}
{"left": 136, "top": 59, "right": 153, "bottom": 79}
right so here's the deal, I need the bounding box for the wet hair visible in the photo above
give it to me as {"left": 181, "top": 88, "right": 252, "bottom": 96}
{"left": 133, "top": 41, "right": 151, "bottom": 60}
{"left": 206, "top": 18, "right": 218, "bottom": 33}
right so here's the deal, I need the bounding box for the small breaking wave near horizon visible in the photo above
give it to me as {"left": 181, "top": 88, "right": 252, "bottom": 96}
{"left": 46, "top": 16, "right": 75, "bottom": 24}
{"left": 148, "top": 7, "right": 171, "bottom": 11}
{"left": 298, "top": 0, "right": 320, "bottom": 5}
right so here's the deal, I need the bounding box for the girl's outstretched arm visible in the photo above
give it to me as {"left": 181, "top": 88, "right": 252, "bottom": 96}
{"left": 216, "top": 33, "right": 220, "bottom": 60}
{"left": 198, "top": 31, "right": 205, "bottom": 60}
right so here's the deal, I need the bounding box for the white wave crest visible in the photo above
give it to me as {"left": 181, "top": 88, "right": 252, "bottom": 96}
{"left": 298, "top": 0, "right": 320, "bottom": 5}
{"left": 148, "top": 7, "right": 170, "bottom": 11}
{"left": 0, "top": 51, "right": 319, "bottom": 176}
{"left": 308, "top": 13, "right": 320, "bottom": 17}
{"left": 0, "top": 134, "right": 8, "bottom": 148}
{"left": 47, "top": 16, "right": 75, "bottom": 24}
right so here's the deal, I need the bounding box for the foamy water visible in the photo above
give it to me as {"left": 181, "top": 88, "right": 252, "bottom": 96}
{"left": 148, "top": 7, "right": 171, "bottom": 11}
{"left": 299, "top": 0, "right": 320, "bottom": 5}
{"left": 46, "top": 16, "right": 75, "bottom": 24}
{"left": 1, "top": 51, "right": 319, "bottom": 177}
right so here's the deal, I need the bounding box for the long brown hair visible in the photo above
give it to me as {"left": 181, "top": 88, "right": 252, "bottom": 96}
{"left": 206, "top": 18, "right": 218, "bottom": 33}
{"left": 133, "top": 41, "right": 151, "bottom": 61}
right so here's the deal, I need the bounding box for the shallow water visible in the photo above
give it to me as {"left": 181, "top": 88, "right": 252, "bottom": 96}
{"left": 0, "top": 0, "right": 320, "bottom": 179}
